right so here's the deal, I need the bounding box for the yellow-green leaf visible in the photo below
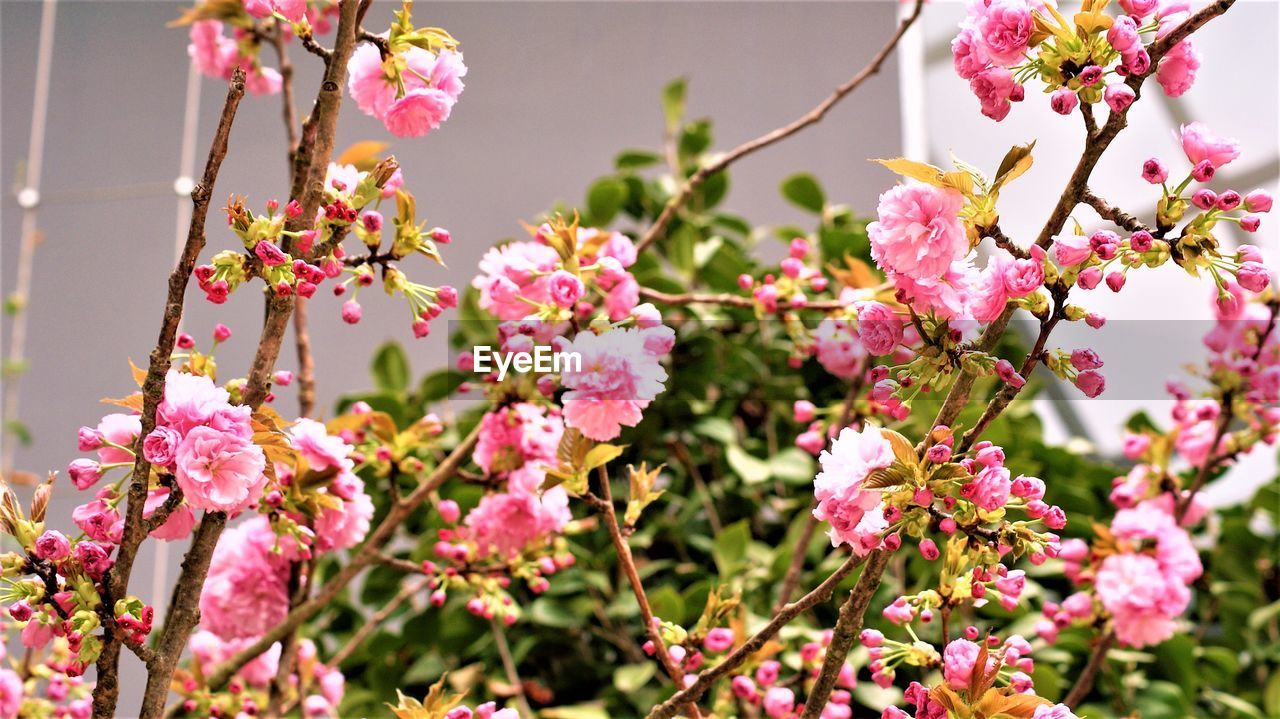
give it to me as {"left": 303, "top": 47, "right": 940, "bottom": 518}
{"left": 872, "top": 157, "right": 948, "bottom": 187}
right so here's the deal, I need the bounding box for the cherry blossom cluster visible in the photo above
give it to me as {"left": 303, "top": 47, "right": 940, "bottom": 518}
{"left": 0, "top": 626, "right": 92, "bottom": 719}
{"left": 877, "top": 633, "right": 1079, "bottom": 719}
{"left": 719, "top": 633, "right": 859, "bottom": 719}
{"left": 187, "top": 0, "right": 341, "bottom": 96}
{"left": 346, "top": 2, "right": 467, "bottom": 138}
{"left": 812, "top": 425, "right": 1064, "bottom": 561}
{"left": 465, "top": 218, "right": 675, "bottom": 442}
{"left": 199, "top": 160, "right": 460, "bottom": 339}
{"left": 953, "top": 0, "right": 1203, "bottom": 121}
{"left": 735, "top": 237, "right": 831, "bottom": 315}
{"left": 179, "top": 632, "right": 346, "bottom": 718}
{"left": 1035, "top": 292, "right": 1279, "bottom": 650}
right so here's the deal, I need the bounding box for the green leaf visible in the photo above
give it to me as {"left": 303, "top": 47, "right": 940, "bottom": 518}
{"left": 615, "top": 149, "right": 662, "bottom": 170}
{"left": 667, "top": 224, "right": 698, "bottom": 276}
{"left": 780, "top": 173, "right": 825, "bottom": 213}
{"left": 767, "top": 447, "right": 815, "bottom": 485}
{"left": 587, "top": 177, "right": 628, "bottom": 226}
{"left": 613, "top": 663, "right": 657, "bottom": 693}
{"left": 648, "top": 585, "right": 686, "bottom": 624}
{"left": 583, "top": 443, "right": 626, "bottom": 472}
{"left": 726, "top": 445, "right": 770, "bottom": 485}
{"left": 712, "top": 519, "right": 751, "bottom": 576}
{"left": 1264, "top": 670, "right": 1280, "bottom": 717}
{"left": 661, "top": 77, "right": 687, "bottom": 131}
{"left": 692, "top": 417, "right": 736, "bottom": 445}
{"left": 370, "top": 341, "right": 411, "bottom": 393}
{"left": 416, "top": 370, "right": 464, "bottom": 404}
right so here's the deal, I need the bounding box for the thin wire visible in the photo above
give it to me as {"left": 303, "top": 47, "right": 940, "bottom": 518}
{"left": 2, "top": 0, "right": 58, "bottom": 475}
{"left": 151, "top": 59, "right": 204, "bottom": 618}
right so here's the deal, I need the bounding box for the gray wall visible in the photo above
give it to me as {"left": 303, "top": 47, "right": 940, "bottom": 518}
{"left": 1, "top": 1, "right": 903, "bottom": 711}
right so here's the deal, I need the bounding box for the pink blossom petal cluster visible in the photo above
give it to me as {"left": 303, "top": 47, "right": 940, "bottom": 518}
{"left": 559, "top": 327, "right": 672, "bottom": 441}
{"left": 475, "top": 402, "right": 565, "bottom": 475}
{"left": 347, "top": 43, "right": 466, "bottom": 138}
{"left": 812, "top": 426, "right": 894, "bottom": 550}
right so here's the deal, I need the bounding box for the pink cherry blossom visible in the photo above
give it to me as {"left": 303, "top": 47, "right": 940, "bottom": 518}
{"left": 559, "top": 328, "right": 670, "bottom": 441}
{"left": 174, "top": 426, "right": 267, "bottom": 513}
{"left": 199, "top": 517, "right": 291, "bottom": 640}
{"left": 1178, "top": 122, "right": 1240, "bottom": 169}
{"left": 868, "top": 183, "right": 968, "bottom": 280}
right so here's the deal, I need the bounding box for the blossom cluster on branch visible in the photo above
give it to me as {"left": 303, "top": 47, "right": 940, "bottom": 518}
{"left": 1, "top": 0, "right": 1274, "bottom": 717}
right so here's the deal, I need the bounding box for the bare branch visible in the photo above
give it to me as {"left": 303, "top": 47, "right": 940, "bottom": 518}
{"left": 633, "top": 0, "right": 925, "bottom": 255}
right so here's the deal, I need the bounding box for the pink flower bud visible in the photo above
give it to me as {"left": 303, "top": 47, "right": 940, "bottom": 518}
{"left": 68, "top": 459, "right": 103, "bottom": 490}
{"left": 212, "top": 323, "right": 232, "bottom": 343}
{"left": 1192, "top": 159, "right": 1215, "bottom": 183}
{"left": 1241, "top": 214, "right": 1262, "bottom": 232}
{"left": 1237, "top": 261, "right": 1271, "bottom": 292}
{"left": 919, "top": 538, "right": 940, "bottom": 560}
{"left": 1245, "top": 189, "right": 1273, "bottom": 213}
{"left": 1105, "top": 271, "right": 1126, "bottom": 292}
{"left": 1104, "top": 84, "right": 1135, "bottom": 113}
{"left": 1075, "top": 370, "right": 1106, "bottom": 398}
{"left": 1217, "top": 190, "right": 1242, "bottom": 211}
{"left": 1129, "top": 230, "right": 1154, "bottom": 253}
{"left": 1076, "top": 266, "right": 1102, "bottom": 290}
{"left": 1049, "top": 88, "right": 1078, "bottom": 115}
{"left": 1192, "top": 188, "right": 1218, "bottom": 210}
{"left": 1142, "top": 158, "right": 1168, "bottom": 184}
{"left": 78, "top": 427, "right": 103, "bottom": 451}
{"left": 438, "top": 499, "right": 461, "bottom": 524}
{"left": 341, "top": 299, "right": 362, "bottom": 324}
{"left": 995, "top": 359, "right": 1026, "bottom": 388}
{"left": 429, "top": 227, "right": 451, "bottom": 244}
{"left": 793, "top": 400, "right": 816, "bottom": 424}
{"left": 176, "top": 332, "right": 195, "bottom": 350}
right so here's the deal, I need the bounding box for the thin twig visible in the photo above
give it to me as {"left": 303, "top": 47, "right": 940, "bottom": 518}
{"left": 327, "top": 576, "right": 429, "bottom": 668}
{"left": 90, "top": 66, "right": 247, "bottom": 719}
{"left": 632, "top": 0, "right": 925, "bottom": 255}
{"left": 646, "top": 552, "right": 868, "bottom": 719}
{"left": 1062, "top": 631, "right": 1115, "bottom": 708}
{"left": 594, "top": 466, "right": 702, "bottom": 718}
{"left": 799, "top": 550, "right": 890, "bottom": 718}
{"left": 491, "top": 617, "right": 535, "bottom": 718}
{"left": 1080, "top": 187, "right": 1150, "bottom": 234}
{"left": 639, "top": 287, "right": 849, "bottom": 312}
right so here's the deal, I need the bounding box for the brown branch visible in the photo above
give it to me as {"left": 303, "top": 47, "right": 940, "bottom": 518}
{"left": 798, "top": 550, "right": 889, "bottom": 718}
{"left": 930, "top": 0, "right": 1236, "bottom": 434}
{"left": 90, "top": 66, "right": 247, "bottom": 719}
{"left": 1063, "top": 631, "right": 1115, "bottom": 709}
{"left": 594, "top": 466, "right": 702, "bottom": 718}
{"left": 491, "top": 616, "right": 535, "bottom": 718}
{"left": 646, "top": 552, "right": 868, "bottom": 719}
{"left": 293, "top": 297, "right": 318, "bottom": 417}
{"left": 632, "top": 0, "right": 925, "bottom": 255}
{"left": 1080, "top": 188, "right": 1150, "bottom": 234}
{"left": 982, "top": 224, "right": 1030, "bottom": 260}
{"left": 140, "top": 4, "right": 366, "bottom": 716}
{"left": 327, "top": 576, "right": 427, "bottom": 669}
{"left": 958, "top": 290, "right": 1066, "bottom": 452}
{"left": 139, "top": 510, "right": 229, "bottom": 718}
{"left": 773, "top": 504, "right": 821, "bottom": 616}
{"left": 199, "top": 425, "right": 481, "bottom": 693}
